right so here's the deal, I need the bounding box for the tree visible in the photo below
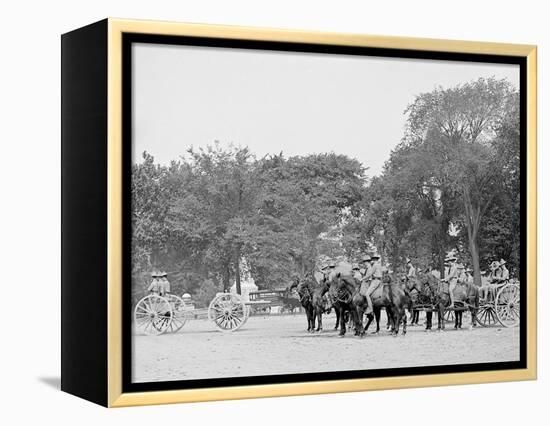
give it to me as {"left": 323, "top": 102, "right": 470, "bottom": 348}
{"left": 403, "top": 77, "right": 519, "bottom": 284}
{"left": 168, "top": 143, "right": 260, "bottom": 294}
{"left": 131, "top": 152, "right": 172, "bottom": 272}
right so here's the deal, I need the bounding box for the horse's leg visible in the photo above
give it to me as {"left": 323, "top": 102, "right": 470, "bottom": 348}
{"left": 364, "top": 313, "right": 374, "bottom": 333}
{"left": 303, "top": 304, "right": 310, "bottom": 331}
{"left": 401, "top": 307, "right": 407, "bottom": 335}
{"left": 355, "top": 303, "right": 365, "bottom": 337}
{"left": 334, "top": 307, "right": 340, "bottom": 330}
{"left": 316, "top": 307, "right": 323, "bottom": 333}
{"left": 470, "top": 301, "right": 478, "bottom": 329}
{"left": 338, "top": 306, "right": 346, "bottom": 337}
{"left": 374, "top": 307, "right": 381, "bottom": 334}
{"left": 439, "top": 303, "right": 446, "bottom": 331}
{"left": 307, "top": 305, "right": 314, "bottom": 332}
{"left": 425, "top": 310, "right": 432, "bottom": 330}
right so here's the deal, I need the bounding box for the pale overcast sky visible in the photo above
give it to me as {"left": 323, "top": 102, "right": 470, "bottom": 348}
{"left": 132, "top": 43, "right": 519, "bottom": 177}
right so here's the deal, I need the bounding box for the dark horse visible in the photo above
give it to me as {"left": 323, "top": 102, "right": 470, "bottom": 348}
{"left": 330, "top": 273, "right": 362, "bottom": 337}
{"left": 407, "top": 272, "right": 480, "bottom": 330}
{"left": 352, "top": 272, "right": 409, "bottom": 336}
{"left": 288, "top": 275, "right": 317, "bottom": 332}
{"left": 309, "top": 278, "right": 333, "bottom": 333}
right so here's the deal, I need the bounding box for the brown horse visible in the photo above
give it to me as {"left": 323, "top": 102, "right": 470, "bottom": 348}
{"left": 330, "top": 273, "right": 362, "bottom": 337}
{"left": 288, "top": 275, "right": 316, "bottom": 332}
{"left": 311, "top": 278, "right": 332, "bottom": 333}
{"left": 352, "top": 272, "right": 409, "bottom": 336}
{"left": 407, "top": 272, "right": 480, "bottom": 330}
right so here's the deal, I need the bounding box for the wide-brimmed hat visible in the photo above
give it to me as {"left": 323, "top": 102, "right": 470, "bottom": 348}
{"left": 371, "top": 253, "right": 381, "bottom": 260}
{"left": 351, "top": 263, "right": 360, "bottom": 271}
{"left": 150, "top": 270, "right": 159, "bottom": 277}
{"left": 406, "top": 257, "right": 411, "bottom": 264}
{"left": 500, "top": 259, "right": 507, "bottom": 266}
{"left": 481, "top": 270, "right": 486, "bottom": 275}
{"left": 159, "top": 271, "right": 167, "bottom": 277}
{"left": 361, "top": 254, "right": 371, "bottom": 262}
{"left": 328, "top": 261, "right": 337, "bottom": 268}
{"left": 445, "top": 255, "right": 457, "bottom": 262}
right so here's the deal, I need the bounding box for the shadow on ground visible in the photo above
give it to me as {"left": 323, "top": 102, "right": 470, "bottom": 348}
{"left": 38, "top": 377, "right": 60, "bottom": 390}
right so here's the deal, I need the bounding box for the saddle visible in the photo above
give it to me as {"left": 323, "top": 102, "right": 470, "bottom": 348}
{"left": 370, "top": 282, "right": 388, "bottom": 300}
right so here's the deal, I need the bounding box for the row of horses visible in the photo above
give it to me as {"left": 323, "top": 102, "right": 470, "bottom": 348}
{"left": 288, "top": 269, "right": 480, "bottom": 337}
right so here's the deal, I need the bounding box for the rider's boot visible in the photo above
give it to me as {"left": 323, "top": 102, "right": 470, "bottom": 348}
{"left": 366, "top": 295, "right": 373, "bottom": 315}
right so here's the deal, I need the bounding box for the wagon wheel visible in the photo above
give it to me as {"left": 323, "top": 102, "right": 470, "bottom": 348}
{"left": 495, "top": 284, "right": 520, "bottom": 328}
{"left": 444, "top": 309, "right": 455, "bottom": 323}
{"left": 134, "top": 294, "right": 173, "bottom": 335}
{"left": 475, "top": 302, "right": 499, "bottom": 327}
{"left": 165, "top": 294, "right": 188, "bottom": 333}
{"left": 208, "top": 293, "right": 247, "bottom": 332}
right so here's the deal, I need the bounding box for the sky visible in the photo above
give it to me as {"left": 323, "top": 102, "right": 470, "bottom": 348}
{"left": 132, "top": 43, "right": 519, "bottom": 177}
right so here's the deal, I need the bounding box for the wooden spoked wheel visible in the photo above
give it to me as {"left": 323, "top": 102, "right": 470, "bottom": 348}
{"left": 134, "top": 294, "right": 173, "bottom": 335}
{"left": 444, "top": 309, "right": 455, "bottom": 323}
{"left": 208, "top": 293, "right": 247, "bottom": 332}
{"left": 495, "top": 284, "right": 520, "bottom": 328}
{"left": 165, "top": 294, "right": 188, "bottom": 333}
{"left": 476, "top": 303, "right": 499, "bottom": 327}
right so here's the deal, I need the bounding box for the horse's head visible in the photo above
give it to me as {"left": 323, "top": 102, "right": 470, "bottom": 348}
{"left": 287, "top": 275, "right": 300, "bottom": 292}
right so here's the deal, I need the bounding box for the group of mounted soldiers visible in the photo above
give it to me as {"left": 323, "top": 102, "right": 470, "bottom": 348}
{"left": 287, "top": 250, "right": 513, "bottom": 337}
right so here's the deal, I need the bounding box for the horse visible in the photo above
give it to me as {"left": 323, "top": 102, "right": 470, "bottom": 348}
{"left": 330, "top": 273, "right": 362, "bottom": 337}
{"left": 310, "top": 278, "right": 332, "bottom": 333}
{"left": 287, "top": 275, "right": 317, "bottom": 332}
{"left": 353, "top": 272, "right": 409, "bottom": 336}
{"left": 407, "top": 272, "right": 479, "bottom": 330}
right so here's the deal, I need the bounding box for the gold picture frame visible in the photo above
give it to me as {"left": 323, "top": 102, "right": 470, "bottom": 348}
{"left": 61, "top": 18, "right": 537, "bottom": 407}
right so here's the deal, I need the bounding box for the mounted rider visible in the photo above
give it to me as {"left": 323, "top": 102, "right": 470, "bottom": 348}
{"left": 321, "top": 261, "right": 338, "bottom": 307}
{"left": 456, "top": 263, "right": 467, "bottom": 284}
{"left": 444, "top": 254, "right": 458, "bottom": 307}
{"left": 360, "top": 252, "right": 382, "bottom": 315}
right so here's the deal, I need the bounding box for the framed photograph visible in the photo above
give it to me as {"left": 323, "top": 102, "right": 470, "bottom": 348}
{"left": 61, "top": 18, "right": 537, "bottom": 407}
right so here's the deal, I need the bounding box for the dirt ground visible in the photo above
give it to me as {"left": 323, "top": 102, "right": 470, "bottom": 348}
{"left": 132, "top": 312, "right": 520, "bottom": 383}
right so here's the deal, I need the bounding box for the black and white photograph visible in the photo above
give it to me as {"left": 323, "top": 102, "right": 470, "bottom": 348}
{"left": 129, "top": 41, "right": 523, "bottom": 385}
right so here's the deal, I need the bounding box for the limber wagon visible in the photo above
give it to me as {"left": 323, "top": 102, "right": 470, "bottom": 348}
{"left": 133, "top": 292, "right": 271, "bottom": 335}
{"left": 411, "top": 281, "right": 520, "bottom": 328}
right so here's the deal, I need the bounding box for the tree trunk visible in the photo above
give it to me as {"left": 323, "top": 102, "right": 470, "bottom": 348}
{"left": 222, "top": 261, "right": 230, "bottom": 292}
{"left": 235, "top": 250, "right": 242, "bottom": 295}
{"left": 468, "top": 225, "right": 482, "bottom": 287}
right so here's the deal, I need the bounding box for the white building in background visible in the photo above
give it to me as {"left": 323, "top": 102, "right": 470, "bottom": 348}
{"left": 229, "top": 257, "right": 258, "bottom": 301}
{"left": 229, "top": 277, "right": 258, "bottom": 301}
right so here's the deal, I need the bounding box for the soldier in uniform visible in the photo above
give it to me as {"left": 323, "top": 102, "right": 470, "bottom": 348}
{"left": 361, "top": 253, "right": 382, "bottom": 315}
{"left": 147, "top": 270, "right": 161, "bottom": 294}
{"left": 360, "top": 255, "right": 371, "bottom": 278}
{"left": 457, "top": 263, "right": 467, "bottom": 284}
{"left": 159, "top": 271, "right": 171, "bottom": 295}
{"left": 482, "top": 260, "right": 502, "bottom": 301}
{"left": 445, "top": 255, "right": 458, "bottom": 307}
{"left": 465, "top": 267, "right": 474, "bottom": 284}
{"left": 499, "top": 259, "right": 510, "bottom": 282}
{"left": 489, "top": 260, "right": 502, "bottom": 283}
{"left": 406, "top": 258, "right": 416, "bottom": 281}
{"left": 351, "top": 263, "right": 362, "bottom": 281}
{"left": 326, "top": 261, "right": 338, "bottom": 281}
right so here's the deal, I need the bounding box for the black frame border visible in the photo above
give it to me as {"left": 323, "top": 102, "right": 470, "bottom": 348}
{"left": 121, "top": 33, "right": 528, "bottom": 394}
